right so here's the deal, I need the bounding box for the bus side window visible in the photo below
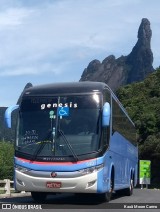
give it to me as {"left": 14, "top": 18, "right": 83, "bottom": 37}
{"left": 112, "top": 97, "right": 136, "bottom": 146}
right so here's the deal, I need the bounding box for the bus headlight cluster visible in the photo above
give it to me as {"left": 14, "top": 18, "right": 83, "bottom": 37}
{"left": 79, "top": 163, "right": 103, "bottom": 175}
{"left": 15, "top": 165, "right": 31, "bottom": 173}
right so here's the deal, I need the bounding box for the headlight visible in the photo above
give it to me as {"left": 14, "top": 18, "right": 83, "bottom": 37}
{"left": 79, "top": 163, "right": 103, "bottom": 175}
{"left": 15, "top": 165, "right": 31, "bottom": 173}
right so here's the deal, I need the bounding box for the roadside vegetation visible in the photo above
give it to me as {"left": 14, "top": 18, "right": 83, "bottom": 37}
{"left": 0, "top": 141, "right": 14, "bottom": 180}
{"left": 117, "top": 67, "right": 160, "bottom": 185}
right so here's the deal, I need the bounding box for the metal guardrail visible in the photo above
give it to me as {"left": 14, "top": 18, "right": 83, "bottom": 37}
{"left": 0, "top": 179, "right": 24, "bottom": 196}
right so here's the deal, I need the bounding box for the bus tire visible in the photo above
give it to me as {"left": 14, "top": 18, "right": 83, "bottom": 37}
{"left": 100, "top": 173, "right": 114, "bottom": 202}
{"left": 124, "top": 178, "right": 133, "bottom": 196}
{"left": 31, "top": 192, "right": 47, "bottom": 203}
{"left": 103, "top": 191, "right": 112, "bottom": 202}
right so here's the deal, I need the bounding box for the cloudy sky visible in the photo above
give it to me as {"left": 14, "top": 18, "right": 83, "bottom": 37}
{"left": 0, "top": 0, "right": 160, "bottom": 106}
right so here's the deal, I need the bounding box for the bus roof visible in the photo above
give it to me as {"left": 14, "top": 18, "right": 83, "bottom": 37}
{"left": 23, "top": 81, "right": 109, "bottom": 96}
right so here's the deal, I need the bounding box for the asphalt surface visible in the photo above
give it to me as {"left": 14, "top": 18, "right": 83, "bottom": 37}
{"left": 0, "top": 188, "right": 160, "bottom": 211}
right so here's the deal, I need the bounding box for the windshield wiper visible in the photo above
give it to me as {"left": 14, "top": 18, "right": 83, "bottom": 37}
{"left": 31, "top": 130, "right": 53, "bottom": 161}
{"left": 27, "top": 129, "right": 78, "bottom": 162}
{"left": 31, "top": 141, "right": 47, "bottom": 161}
{"left": 58, "top": 129, "right": 78, "bottom": 162}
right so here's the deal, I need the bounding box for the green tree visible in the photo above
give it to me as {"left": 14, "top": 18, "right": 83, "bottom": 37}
{"left": 117, "top": 68, "right": 160, "bottom": 185}
{"left": 0, "top": 141, "right": 14, "bottom": 180}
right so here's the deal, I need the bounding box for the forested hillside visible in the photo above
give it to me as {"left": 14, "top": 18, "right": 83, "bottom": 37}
{"left": 117, "top": 68, "right": 160, "bottom": 184}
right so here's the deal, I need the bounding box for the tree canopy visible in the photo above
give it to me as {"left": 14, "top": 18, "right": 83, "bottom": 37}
{"left": 117, "top": 68, "right": 160, "bottom": 184}
{"left": 0, "top": 141, "right": 14, "bottom": 180}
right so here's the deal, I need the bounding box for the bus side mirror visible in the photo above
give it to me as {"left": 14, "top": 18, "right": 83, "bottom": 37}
{"left": 102, "top": 102, "right": 110, "bottom": 127}
{"left": 4, "top": 105, "right": 19, "bottom": 128}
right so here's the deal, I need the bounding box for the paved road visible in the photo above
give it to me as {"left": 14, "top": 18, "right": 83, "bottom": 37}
{"left": 0, "top": 189, "right": 160, "bottom": 211}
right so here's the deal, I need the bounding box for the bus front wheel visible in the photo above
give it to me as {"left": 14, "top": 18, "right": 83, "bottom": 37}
{"left": 31, "top": 192, "right": 47, "bottom": 203}
{"left": 100, "top": 176, "right": 113, "bottom": 202}
{"left": 102, "top": 191, "right": 112, "bottom": 202}
{"left": 124, "top": 178, "right": 133, "bottom": 196}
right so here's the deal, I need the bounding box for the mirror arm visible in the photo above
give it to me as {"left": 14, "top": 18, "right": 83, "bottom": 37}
{"left": 4, "top": 105, "right": 19, "bottom": 128}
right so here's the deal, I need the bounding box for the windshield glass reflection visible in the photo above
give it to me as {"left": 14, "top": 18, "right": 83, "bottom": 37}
{"left": 16, "top": 95, "right": 101, "bottom": 159}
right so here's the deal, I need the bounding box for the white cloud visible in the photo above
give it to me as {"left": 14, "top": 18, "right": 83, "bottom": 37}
{"left": 0, "top": 7, "right": 33, "bottom": 29}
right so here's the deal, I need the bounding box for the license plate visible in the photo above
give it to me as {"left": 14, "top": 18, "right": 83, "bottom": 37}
{"left": 46, "top": 182, "right": 61, "bottom": 188}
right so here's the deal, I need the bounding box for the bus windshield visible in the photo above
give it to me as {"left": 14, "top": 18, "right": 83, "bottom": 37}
{"left": 16, "top": 94, "right": 101, "bottom": 160}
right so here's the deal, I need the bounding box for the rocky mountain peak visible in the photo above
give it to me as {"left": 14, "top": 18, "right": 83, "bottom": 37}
{"left": 80, "top": 18, "right": 154, "bottom": 91}
{"left": 138, "top": 18, "right": 152, "bottom": 47}
{"left": 126, "top": 18, "right": 154, "bottom": 83}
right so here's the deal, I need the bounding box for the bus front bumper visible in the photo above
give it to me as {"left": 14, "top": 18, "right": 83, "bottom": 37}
{"left": 15, "top": 169, "right": 98, "bottom": 193}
